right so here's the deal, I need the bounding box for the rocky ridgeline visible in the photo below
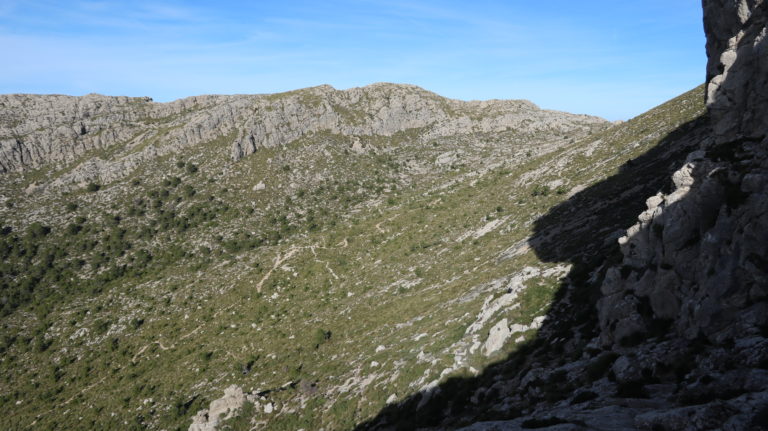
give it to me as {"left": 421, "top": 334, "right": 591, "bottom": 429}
{"left": 0, "top": 83, "right": 605, "bottom": 187}
{"left": 227, "top": 84, "right": 603, "bottom": 161}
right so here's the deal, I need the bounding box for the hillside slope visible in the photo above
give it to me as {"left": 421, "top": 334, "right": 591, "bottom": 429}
{"left": 0, "top": 79, "right": 709, "bottom": 430}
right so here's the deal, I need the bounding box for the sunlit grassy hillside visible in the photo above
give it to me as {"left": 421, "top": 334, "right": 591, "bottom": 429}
{"left": 0, "top": 85, "right": 704, "bottom": 430}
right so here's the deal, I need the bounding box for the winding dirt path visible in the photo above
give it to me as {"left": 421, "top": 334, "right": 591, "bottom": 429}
{"left": 256, "top": 246, "right": 302, "bottom": 292}
{"left": 132, "top": 340, "right": 172, "bottom": 363}
{"left": 375, "top": 215, "right": 398, "bottom": 233}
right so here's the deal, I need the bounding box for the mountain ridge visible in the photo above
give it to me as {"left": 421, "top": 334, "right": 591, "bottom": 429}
{"left": 0, "top": 83, "right": 606, "bottom": 191}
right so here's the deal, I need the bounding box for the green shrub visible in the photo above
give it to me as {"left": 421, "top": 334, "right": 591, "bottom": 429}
{"left": 312, "top": 328, "right": 332, "bottom": 349}
{"left": 35, "top": 337, "right": 52, "bottom": 352}
{"left": 162, "top": 177, "right": 181, "bottom": 188}
{"left": 93, "top": 319, "right": 111, "bottom": 335}
{"left": 182, "top": 185, "right": 196, "bottom": 198}
{"left": 66, "top": 224, "right": 82, "bottom": 235}
{"left": 86, "top": 183, "right": 101, "bottom": 192}
{"left": 27, "top": 222, "right": 51, "bottom": 238}
{"left": 531, "top": 184, "right": 550, "bottom": 197}
{"left": 130, "top": 318, "right": 144, "bottom": 330}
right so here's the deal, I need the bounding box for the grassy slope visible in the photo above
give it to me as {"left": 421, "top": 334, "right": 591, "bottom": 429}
{"left": 0, "top": 86, "right": 704, "bottom": 430}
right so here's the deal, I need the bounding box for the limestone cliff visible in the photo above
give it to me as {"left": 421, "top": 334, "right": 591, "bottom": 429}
{"left": 704, "top": 0, "right": 768, "bottom": 141}
{"left": 583, "top": 2, "right": 768, "bottom": 427}
{"left": 598, "top": 0, "right": 768, "bottom": 362}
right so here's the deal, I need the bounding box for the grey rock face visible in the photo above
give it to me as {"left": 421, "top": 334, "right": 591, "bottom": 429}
{"left": 0, "top": 84, "right": 606, "bottom": 188}
{"left": 704, "top": 0, "right": 768, "bottom": 141}
{"left": 229, "top": 84, "right": 602, "bottom": 161}
{"left": 0, "top": 94, "right": 204, "bottom": 172}
{"left": 483, "top": 318, "right": 511, "bottom": 356}
{"left": 597, "top": 145, "right": 768, "bottom": 345}
{"left": 583, "top": 1, "right": 768, "bottom": 428}
{"left": 188, "top": 385, "right": 245, "bottom": 431}
{"left": 598, "top": 0, "right": 768, "bottom": 348}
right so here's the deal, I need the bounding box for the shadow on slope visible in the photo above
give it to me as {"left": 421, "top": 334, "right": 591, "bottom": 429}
{"left": 353, "top": 114, "right": 710, "bottom": 430}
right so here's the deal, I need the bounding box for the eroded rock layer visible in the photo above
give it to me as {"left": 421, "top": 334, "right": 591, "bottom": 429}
{"left": 0, "top": 84, "right": 603, "bottom": 184}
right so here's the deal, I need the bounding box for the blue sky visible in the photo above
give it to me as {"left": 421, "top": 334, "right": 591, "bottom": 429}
{"left": 0, "top": 1, "right": 704, "bottom": 120}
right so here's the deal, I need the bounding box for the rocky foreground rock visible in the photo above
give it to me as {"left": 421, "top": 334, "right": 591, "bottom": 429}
{"left": 598, "top": 0, "right": 768, "bottom": 392}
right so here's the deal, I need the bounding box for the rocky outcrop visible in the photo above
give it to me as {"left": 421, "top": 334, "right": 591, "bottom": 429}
{"left": 574, "top": 0, "right": 768, "bottom": 428}
{"left": 228, "top": 84, "right": 604, "bottom": 162}
{"left": 482, "top": 319, "right": 511, "bottom": 356}
{"left": 598, "top": 0, "right": 768, "bottom": 351}
{"left": 0, "top": 93, "right": 232, "bottom": 175}
{"left": 189, "top": 385, "right": 246, "bottom": 431}
{"left": 598, "top": 144, "right": 768, "bottom": 345}
{"left": 582, "top": 1, "right": 768, "bottom": 429}
{"left": 0, "top": 84, "right": 606, "bottom": 188}
{"left": 704, "top": 0, "right": 768, "bottom": 141}
{"left": 188, "top": 385, "right": 281, "bottom": 431}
